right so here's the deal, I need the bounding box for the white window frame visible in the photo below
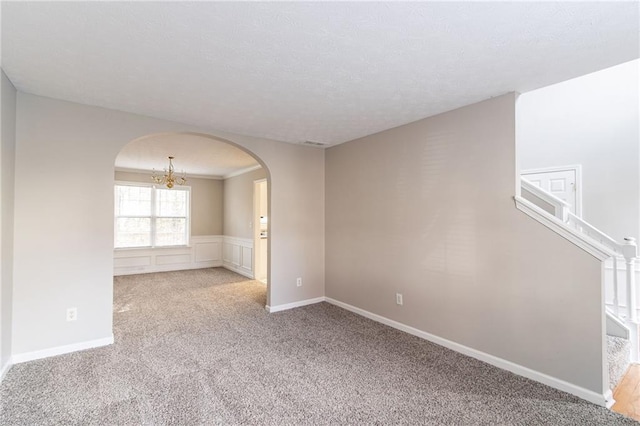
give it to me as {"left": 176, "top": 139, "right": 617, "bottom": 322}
{"left": 114, "top": 181, "right": 191, "bottom": 249}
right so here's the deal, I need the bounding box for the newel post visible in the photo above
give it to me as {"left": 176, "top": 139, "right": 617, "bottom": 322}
{"left": 622, "top": 237, "right": 638, "bottom": 323}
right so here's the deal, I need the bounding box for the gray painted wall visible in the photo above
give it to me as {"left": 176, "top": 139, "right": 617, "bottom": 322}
{"left": 0, "top": 70, "right": 17, "bottom": 372}
{"left": 325, "top": 93, "right": 605, "bottom": 394}
{"left": 223, "top": 168, "right": 267, "bottom": 239}
{"left": 12, "top": 93, "right": 324, "bottom": 355}
{"left": 115, "top": 171, "right": 224, "bottom": 236}
{"left": 518, "top": 59, "right": 639, "bottom": 242}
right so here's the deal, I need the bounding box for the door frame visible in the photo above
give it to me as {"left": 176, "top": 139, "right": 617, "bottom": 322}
{"left": 253, "top": 178, "right": 268, "bottom": 283}
{"left": 521, "top": 164, "right": 583, "bottom": 217}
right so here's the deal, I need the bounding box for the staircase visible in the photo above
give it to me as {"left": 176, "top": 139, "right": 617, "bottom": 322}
{"left": 608, "top": 335, "right": 631, "bottom": 389}
{"left": 517, "top": 178, "right": 639, "bottom": 394}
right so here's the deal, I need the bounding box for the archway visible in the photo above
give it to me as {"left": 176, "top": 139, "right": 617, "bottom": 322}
{"left": 113, "top": 132, "right": 271, "bottom": 306}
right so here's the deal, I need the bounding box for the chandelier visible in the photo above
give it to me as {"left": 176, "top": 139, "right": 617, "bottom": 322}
{"left": 152, "top": 156, "right": 186, "bottom": 189}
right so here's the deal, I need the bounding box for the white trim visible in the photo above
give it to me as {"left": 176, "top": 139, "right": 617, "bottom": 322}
{"left": 521, "top": 165, "right": 582, "bottom": 217}
{"left": 606, "top": 310, "right": 630, "bottom": 339}
{"left": 265, "top": 297, "right": 325, "bottom": 313}
{"left": 115, "top": 164, "right": 263, "bottom": 181}
{"left": 604, "top": 389, "right": 615, "bottom": 409}
{"left": 514, "top": 196, "right": 613, "bottom": 261}
{"left": 223, "top": 164, "right": 262, "bottom": 179}
{"left": 114, "top": 235, "right": 223, "bottom": 276}
{"left": 253, "top": 178, "right": 268, "bottom": 284}
{"left": 222, "top": 236, "right": 254, "bottom": 279}
{"left": 605, "top": 257, "right": 640, "bottom": 271}
{"left": 12, "top": 335, "right": 114, "bottom": 364}
{"left": 324, "top": 297, "right": 610, "bottom": 406}
{"left": 115, "top": 167, "right": 224, "bottom": 180}
{"left": 521, "top": 178, "right": 570, "bottom": 208}
{"left": 0, "top": 359, "right": 12, "bottom": 382}
{"left": 222, "top": 265, "right": 253, "bottom": 279}
{"left": 114, "top": 182, "right": 191, "bottom": 249}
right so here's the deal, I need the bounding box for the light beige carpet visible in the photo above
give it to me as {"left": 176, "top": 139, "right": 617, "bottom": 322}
{"left": 1, "top": 268, "right": 636, "bottom": 425}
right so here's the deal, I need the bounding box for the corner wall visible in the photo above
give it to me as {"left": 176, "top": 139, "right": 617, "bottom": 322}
{"left": 12, "top": 93, "right": 324, "bottom": 357}
{"left": 223, "top": 168, "right": 267, "bottom": 239}
{"left": 0, "top": 70, "right": 17, "bottom": 377}
{"left": 325, "top": 93, "right": 605, "bottom": 398}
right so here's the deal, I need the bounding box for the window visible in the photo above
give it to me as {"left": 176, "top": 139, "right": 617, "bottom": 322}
{"left": 114, "top": 183, "right": 190, "bottom": 248}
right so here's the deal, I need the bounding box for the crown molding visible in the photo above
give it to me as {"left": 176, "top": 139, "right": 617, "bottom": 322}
{"left": 222, "top": 164, "right": 262, "bottom": 179}
{"left": 114, "top": 167, "right": 224, "bottom": 180}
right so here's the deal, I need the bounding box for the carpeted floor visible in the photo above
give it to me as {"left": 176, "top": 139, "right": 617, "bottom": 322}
{"left": 608, "top": 335, "right": 631, "bottom": 390}
{"left": 1, "top": 268, "right": 637, "bottom": 425}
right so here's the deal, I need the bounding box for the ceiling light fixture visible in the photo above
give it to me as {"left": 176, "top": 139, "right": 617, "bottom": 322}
{"left": 152, "top": 156, "right": 186, "bottom": 189}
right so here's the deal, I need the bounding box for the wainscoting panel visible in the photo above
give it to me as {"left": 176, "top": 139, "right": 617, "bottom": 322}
{"left": 222, "top": 236, "right": 254, "bottom": 279}
{"left": 195, "top": 241, "right": 221, "bottom": 263}
{"left": 114, "top": 235, "right": 223, "bottom": 276}
{"left": 232, "top": 245, "right": 241, "bottom": 267}
{"left": 242, "top": 247, "right": 253, "bottom": 273}
{"left": 114, "top": 235, "right": 254, "bottom": 278}
{"left": 156, "top": 254, "right": 191, "bottom": 265}
{"left": 114, "top": 256, "right": 151, "bottom": 268}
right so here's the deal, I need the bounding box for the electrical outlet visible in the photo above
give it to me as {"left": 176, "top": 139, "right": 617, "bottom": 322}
{"left": 66, "top": 307, "right": 77, "bottom": 322}
{"left": 296, "top": 277, "right": 302, "bottom": 287}
{"left": 396, "top": 293, "right": 403, "bottom": 306}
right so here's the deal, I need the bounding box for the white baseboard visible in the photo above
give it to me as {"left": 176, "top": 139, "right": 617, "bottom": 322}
{"left": 115, "top": 261, "right": 223, "bottom": 276}
{"left": 266, "top": 296, "right": 325, "bottom": 313}
{"left": 12, "top": 335, "right": 114, "bottom": 364}
{"left": 325, "top": 297, "right": 610, "bottom": 407}
{"left": 604, "top": 389, "right": 615, "bottom": 409}
{"left": 222, "top": 264, "right": 254, "bottom": 279}
{"left": 0, "top": 359, "right": 12, "bottom": 382}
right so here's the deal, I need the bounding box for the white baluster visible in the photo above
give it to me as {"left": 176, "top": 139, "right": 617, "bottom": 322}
{"left": 559, "top": 203, "right": 569, "bottom": 223}
{"left": 622, "top": 238, "right": 638, "bottom": 323}
{"left": 612, "top": 256, "right": 619, "bottom": 317}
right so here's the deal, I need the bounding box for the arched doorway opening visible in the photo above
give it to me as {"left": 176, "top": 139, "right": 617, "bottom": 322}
{"left": 112, "top": 132, "right": 271, "bottom": 306}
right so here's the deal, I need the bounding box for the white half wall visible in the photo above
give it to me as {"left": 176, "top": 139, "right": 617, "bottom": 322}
{"left": 12, "top": 93, "right": 324, "bottom": 356}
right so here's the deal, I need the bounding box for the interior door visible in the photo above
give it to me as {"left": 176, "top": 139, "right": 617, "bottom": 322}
{"left": 521, "top": 168, "right": 579, "bottom": 215}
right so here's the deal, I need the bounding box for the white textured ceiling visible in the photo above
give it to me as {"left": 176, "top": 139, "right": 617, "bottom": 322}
{"left": 2, "top": 2, "right": 639, "bottom": 147}
{"left": 115, "top": 133, "right": 259, "bottom": 178}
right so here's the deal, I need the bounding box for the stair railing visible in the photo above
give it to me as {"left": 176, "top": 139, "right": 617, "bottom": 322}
{"left": 565, "top": 218, "right": 638, "bottom": 326}
{"left": 521, "top": 178, "right": 638, "bottom": 323}
{"left": 520, "top": 178, "right": 570, "bottom": 221}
